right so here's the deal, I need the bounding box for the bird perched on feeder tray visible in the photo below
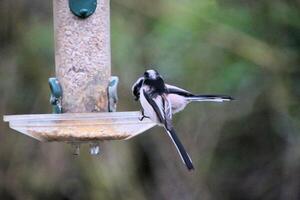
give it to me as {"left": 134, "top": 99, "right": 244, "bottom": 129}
{"left": 132, "top": 69, "right": 234, "bottom": 171}
{"left": 132, "top": 71, "right": 234, "bottom": 115}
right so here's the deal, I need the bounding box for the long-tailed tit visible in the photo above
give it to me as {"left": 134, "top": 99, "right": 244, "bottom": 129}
{"left": 132, "top": 75, "right": 233, "bottom": 114}
{"left": 137, "top": 69, "right": 194, "bottom": 170}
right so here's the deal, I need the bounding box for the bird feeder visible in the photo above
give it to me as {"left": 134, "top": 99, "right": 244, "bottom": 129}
{"left": 3, "top": 0, "right": 156, "bottom": 155}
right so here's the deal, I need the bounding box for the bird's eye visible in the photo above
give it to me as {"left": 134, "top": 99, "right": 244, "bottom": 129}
{"left": 144, "top": 72, "right": 149, "bottom": 77}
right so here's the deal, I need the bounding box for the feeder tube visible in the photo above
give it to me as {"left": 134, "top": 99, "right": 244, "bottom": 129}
{"left": 53, "top": 0, "right": 111, "bottom": 112}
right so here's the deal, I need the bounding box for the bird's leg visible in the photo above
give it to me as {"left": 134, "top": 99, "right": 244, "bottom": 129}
{"left": 139, "top": 109, "right": 150, "bottom": 121}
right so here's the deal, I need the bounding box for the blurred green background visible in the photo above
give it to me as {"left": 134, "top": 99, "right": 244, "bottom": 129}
{"left": 0, "top": 0, "right": 299, "bottom": 199}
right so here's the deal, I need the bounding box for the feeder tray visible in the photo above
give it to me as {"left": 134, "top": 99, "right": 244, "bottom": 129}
{"left": 3, "top": 112, "right": 156, "bottom": 142}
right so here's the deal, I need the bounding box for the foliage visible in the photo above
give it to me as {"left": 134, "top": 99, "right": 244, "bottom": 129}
{"left": 0, "top": 0, "right": 299, "bottom": 199}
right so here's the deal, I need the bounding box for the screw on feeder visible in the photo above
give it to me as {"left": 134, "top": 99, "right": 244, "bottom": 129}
{"left": 90, "top": 143, "right": 100, "bottom": 155}
{"left": 71, "top": 143, "right": 81, "bottom": 155}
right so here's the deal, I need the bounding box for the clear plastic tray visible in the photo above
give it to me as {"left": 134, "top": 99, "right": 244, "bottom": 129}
{"left": 3, "top": 112, "right": 156, "bottom": 142}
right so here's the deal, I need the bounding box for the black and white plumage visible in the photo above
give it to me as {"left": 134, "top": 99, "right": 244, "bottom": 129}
{"left": 132, "top": 75, "right": 234, "bottom": 114}
{"left": 138, "top": 69, "right": 194, "bottom": 171}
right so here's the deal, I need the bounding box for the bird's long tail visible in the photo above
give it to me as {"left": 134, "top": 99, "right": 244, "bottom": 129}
{"left": 165, "top": 127, "right": 194, "bottom": 171}
{"left": 186, "top": 95, "right": 234, "bottom": 103}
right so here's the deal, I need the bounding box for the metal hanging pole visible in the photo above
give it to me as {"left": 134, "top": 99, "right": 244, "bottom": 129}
{"left": 53, "top": 0, "right": 111, "bottom": 113}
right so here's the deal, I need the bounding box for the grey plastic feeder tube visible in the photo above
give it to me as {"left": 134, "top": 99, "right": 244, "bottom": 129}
{"left": 53, "top": 0, "right": 111, "bottom": 113}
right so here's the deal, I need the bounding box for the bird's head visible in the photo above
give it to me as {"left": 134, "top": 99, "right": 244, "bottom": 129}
{"left": 143, "top": 69, "right": 166, "bottom": 93}
{"left": 144, "top": 69, "right": 161, "bottom": 80}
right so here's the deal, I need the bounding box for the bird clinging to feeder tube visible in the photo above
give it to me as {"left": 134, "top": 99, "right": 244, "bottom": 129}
{"left": 3, "top": 0, "right": 234, "bottom": 170}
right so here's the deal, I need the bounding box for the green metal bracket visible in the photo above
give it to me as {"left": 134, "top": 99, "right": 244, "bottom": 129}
{"left": 69, "top": 0, "right": 97, "bottom": 19}
{"left": 49, "top": 77, "right": 63, "bottom": 114}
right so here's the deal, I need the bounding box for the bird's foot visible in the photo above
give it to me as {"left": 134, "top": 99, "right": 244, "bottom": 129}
{"left": 139, "top": 110, "right": 150, "bottom": 121}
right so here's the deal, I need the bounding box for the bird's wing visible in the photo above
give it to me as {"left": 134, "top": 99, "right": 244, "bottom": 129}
{"left": 162, "top": 98, "right": 194, "bottom": 170}
{"left": 132, "top": 77, "right": 144, "bottom": 101}
{"left": 142, "top": 90, "right": 172, "bottom": 126}
{"left": 142, "top": 89, "right": 165, "bottom": 124}
{"left": 143, "top": 90, "right": 194, "bottom": 171}
{"left": 162, "top": 94, "right": 173, "bottom": 128}
{"left": 166, "top": 84, "right": 194, "bottom": 97}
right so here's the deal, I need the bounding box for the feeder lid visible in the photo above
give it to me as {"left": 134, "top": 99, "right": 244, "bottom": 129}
{"left": 3, "top": 112, "right": 156, "bottom": 142}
